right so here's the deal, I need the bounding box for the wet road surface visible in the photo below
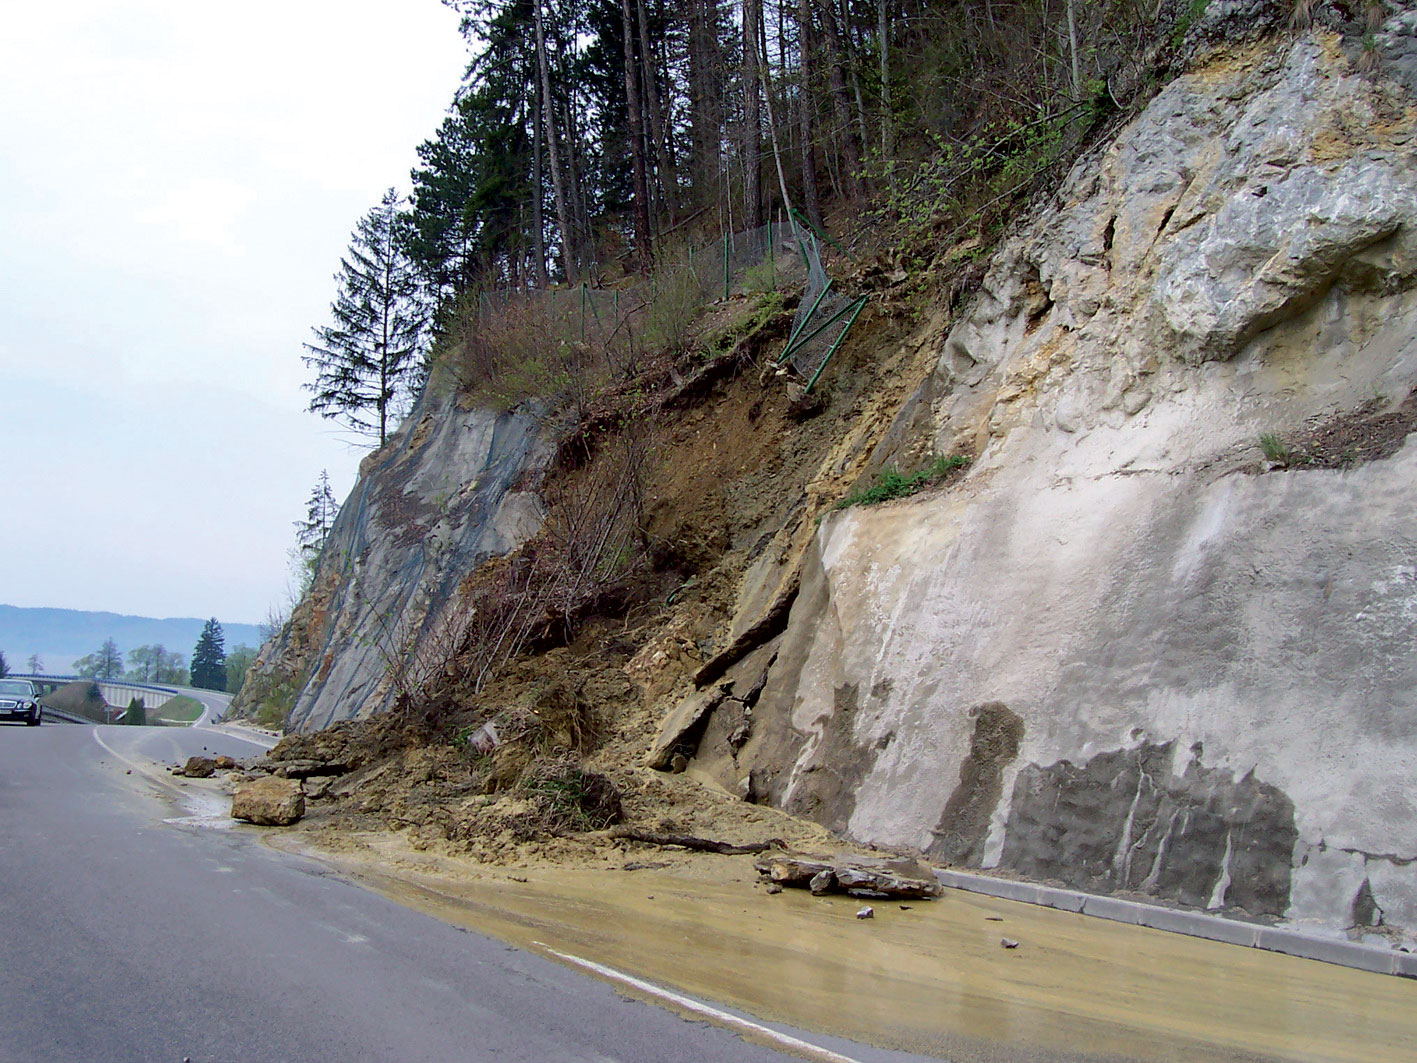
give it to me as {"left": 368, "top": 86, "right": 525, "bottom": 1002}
{"left": 0, "top": 724, "right": 927, "bottom": 1063}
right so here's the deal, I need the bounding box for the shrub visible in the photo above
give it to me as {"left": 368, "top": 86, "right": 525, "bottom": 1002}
{"left": 737, "top": 256, "right": 779, "bottom": 294}
{"left": 640, "top": 265, "right": 707, "bottom": 357}
{"left": 517, "top": 755, "right": 623, "bottom": 834}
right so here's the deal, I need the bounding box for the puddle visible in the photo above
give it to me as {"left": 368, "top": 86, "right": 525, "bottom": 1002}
{"left": 274, "top": 835, "right": 1417, "bottom": 1063}
{"left": 162, "top": 788, "right": 238, "bottom": 830}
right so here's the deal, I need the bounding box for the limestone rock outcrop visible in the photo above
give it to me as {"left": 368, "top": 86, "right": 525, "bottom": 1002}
{"left": 694, "top": 35, "right": 1417, "bottom": 944}
{"left": 233, "top": 388, "right": 551, "bottom": 732}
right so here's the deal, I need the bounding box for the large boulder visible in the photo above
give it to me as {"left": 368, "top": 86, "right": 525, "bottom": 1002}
{"left": 177, "top": 756, "right": 215, "bottom": 778}
{"left": 232, "top": 777, "right": 305, "bottom": 826}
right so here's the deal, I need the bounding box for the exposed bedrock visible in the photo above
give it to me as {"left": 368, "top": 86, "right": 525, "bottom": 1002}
{"left": 691, "top": 36, "right": 1417, "bottom": 942}
{"left": 235, "top": 388, "right": 552, "bottom": 732}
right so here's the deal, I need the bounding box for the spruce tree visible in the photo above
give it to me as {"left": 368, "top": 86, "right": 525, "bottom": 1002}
{"left": 125, "top": 697, "right": 147, "bottom": 726}
{"left": 303, "top": 189, "right": 428, "bottom": 446}
{"left": 190, "top": 619, "right": 227, "bottom": 692}
{"left": 295, "top": 469, "right": 340, "bottom": 572}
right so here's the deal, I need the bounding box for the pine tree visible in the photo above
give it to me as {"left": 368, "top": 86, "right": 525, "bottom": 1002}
{"left": 124, "top": 697, "right": 147, "bottom": 726}
{"left": 0, "top": 650, "right": 8, "bottom": 678}
{"left": 295, "top": 470, "right": 341, "bottom": 577}
{"left": 304, "top": 189, "right": 428, "bottom": 447}
{"left": 190, "top": 619, "right": 227, "bottom": 692}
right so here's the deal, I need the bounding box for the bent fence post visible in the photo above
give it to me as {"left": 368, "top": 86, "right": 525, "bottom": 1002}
{"left": 805, "top": 297, "right": 867, "bottom": 393}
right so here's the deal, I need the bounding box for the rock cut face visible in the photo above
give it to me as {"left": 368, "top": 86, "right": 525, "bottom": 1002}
{"left": 706, "top": 35, "right": 1417, "bottom": 941}
{"left": 261, "top": 390, "right": 551, "bottom": 733}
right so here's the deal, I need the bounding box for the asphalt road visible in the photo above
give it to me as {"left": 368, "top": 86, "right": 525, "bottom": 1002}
{"left": 170, "top": 685, "right": 231, "bottom": 725}
{"left": 0, "top": 724, "right": 930, "bottom": 1063}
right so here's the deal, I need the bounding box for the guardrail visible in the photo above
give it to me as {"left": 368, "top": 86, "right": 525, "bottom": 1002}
{"left": 37, "top": 706, "right": 90, "bottom": 725}
{"left": 12, "top": 674, "right": 181, "bottom": 695}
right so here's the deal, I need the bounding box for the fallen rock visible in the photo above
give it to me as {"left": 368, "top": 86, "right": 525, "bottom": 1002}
{"left": 646, "top": 688, "right": 724, "bottom": 770}
{"left": 302, "top": 775, "right": 336, "bottom": 800}
{"left": 176, "top": 756, "right": 215, "bottom": 779}
{"left": 785, "top": 386, "right": 827, "bottom": 422}
{"left": 232, "top": 777, "right": 305, "bottom": 826}
{"left": 1001, "top": 938, "right": 1019, "bottom": 949}
{"left": 327, "top": 762, "right": 393, "bottom": 799}
{"left": 755, "top": 853, "right": 943, "bottom": 899}
{"left": 213, "top": 755, "right": 238, "bottom": 770}
{"left": 271, "top": 757, "right": 348, "bottom": 779}
{"left": 856, "top": 906, "right": 875, "bottom": 919}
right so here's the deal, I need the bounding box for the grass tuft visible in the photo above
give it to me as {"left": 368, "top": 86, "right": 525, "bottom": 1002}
{"left": 1259, "top": 432, "right": 1293, "bottom": 465}
{"left": 833, "top": 454, "right": 970, "bottom": 511}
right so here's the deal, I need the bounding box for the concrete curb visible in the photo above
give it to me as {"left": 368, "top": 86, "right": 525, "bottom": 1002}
{"left": 933, "top": 868, "right": 1417, "bottom": 978}
{"left": 208, "top": 721, "right": 282, "bottom": 750}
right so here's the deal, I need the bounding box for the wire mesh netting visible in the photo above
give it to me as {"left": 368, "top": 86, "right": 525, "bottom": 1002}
{"left": 779, "top": 226, "right": 866, "bottom": 390}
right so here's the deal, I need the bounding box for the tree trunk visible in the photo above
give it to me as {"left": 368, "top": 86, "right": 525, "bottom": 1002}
{"left": 742, "top": 0, "right": 763, "bottom": 228}
{"left": 687, "top": 0, "right": 722, "bottom": 210}
{"left": 562, "top": 93, "right": 591, "bottom": 272}
{"left": 535, "top": 0, "right": 577, "bottom": 283}
{"left": 531, "top": 89, "right": 548, "bottom": 288}
{"left": 841, "top": 0, "right": 870, "bottom": 165}
{"left": 796, "top": 0, "right": 824, "bottom": 231}
{"left": 637, "top": 0, "right": 678, "bottom": 225}
{"left": 1066, "top": 0, "right": 1082, "bottom": 100}
{"left": 621, "top": 0, "right": 653, "bottom": 270}
{"left": 878, "top": 0, "right": 892, "bottom": 165}
{"left": 817, "top": 0, "right": 862, "bottom": 197}
{"left": 758, "top": 5, "right": 794, "bottom": 219}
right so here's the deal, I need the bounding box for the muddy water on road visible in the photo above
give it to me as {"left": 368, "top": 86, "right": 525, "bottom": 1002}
{"left": 279, "top": 836, "right": 1416, "bottom": 1063}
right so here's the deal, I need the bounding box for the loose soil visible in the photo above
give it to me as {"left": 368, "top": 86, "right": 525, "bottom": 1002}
{"left": 1260, "top": 390, "right": 1417, "bottom": 471}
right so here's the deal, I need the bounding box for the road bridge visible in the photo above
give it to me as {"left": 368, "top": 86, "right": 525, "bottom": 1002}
{"left": 12, "top": 674, "right": 232, "bottom": 725}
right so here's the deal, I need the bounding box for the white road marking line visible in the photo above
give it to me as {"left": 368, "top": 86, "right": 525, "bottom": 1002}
{"left": 93, "top": 728, "right": 155, "bottom": 777}
{"left": 533, "top": 942, "right": 866, "bottom": 1063}
{"left": 94, "top": 730, "right": 236, "bottom": 827}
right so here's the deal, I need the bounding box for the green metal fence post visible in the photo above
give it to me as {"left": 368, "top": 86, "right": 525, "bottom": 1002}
{"left": 768, "top": 217, "right": 774, "bottom": 290}
{"left": 723, "top": 233, "right": 730, "bottom": 300}
{"left": 805, "top": 297, "right": 867, "bottom": 393}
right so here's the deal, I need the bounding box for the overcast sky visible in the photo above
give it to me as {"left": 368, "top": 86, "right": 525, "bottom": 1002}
{"left": 0, "top": 1, "right": 468, "bottom": 625}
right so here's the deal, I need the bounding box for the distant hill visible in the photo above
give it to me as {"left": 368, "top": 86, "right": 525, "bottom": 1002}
{"left": 0, "top": 605, "right": 265, "bottom": 674}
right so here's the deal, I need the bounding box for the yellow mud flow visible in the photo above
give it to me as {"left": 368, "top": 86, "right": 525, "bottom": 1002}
{"left": 279, "top": 837, "right": 1417, "bottom": 1063}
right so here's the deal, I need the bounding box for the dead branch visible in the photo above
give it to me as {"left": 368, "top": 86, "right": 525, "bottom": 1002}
{"left": 612, "top": 827, "right": 785, "bottom": 854}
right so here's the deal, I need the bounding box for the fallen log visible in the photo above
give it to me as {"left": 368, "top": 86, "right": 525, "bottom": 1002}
{"left": 613, "top": 827, "right": 785, "bottom": 855}
{"left": 754, "top": 853, "right": 944, "bottom": 899}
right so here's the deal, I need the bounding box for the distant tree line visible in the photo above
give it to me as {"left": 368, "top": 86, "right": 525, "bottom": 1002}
{"left": 64, "top": 620, "right": 256, "bottom": 697}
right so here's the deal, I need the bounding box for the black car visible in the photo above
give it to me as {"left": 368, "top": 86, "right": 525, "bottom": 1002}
{"left": 0, "top": 679, "right": 42, "bottom": 726}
